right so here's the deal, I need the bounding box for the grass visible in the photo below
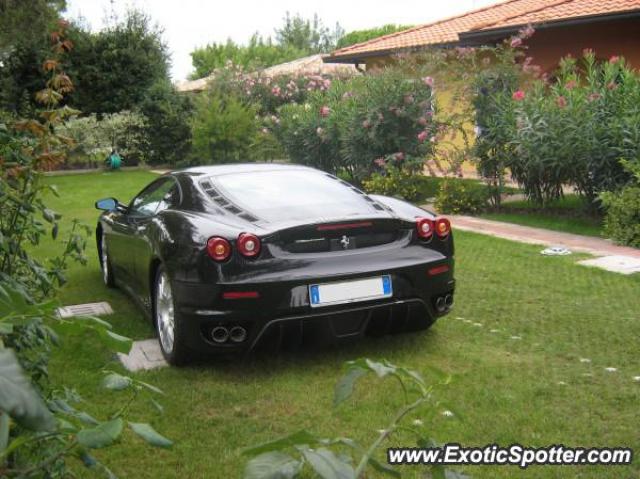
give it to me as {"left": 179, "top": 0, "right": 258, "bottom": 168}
{"left": 41, "top": 171, "right": 639, "bottom": 478}
{"left": 481, "top": 195, "right": 604, "bottom": 237}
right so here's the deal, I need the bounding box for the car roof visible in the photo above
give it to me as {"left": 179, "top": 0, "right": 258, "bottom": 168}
{"left": 174, "top": 163, "right": 318, "bottom": 177}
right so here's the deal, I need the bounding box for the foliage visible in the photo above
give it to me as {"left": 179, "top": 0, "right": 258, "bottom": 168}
{"left": 275, "top": 67, "right": 438, "bottom": 184}
{"left": 336, "top": 24, "right": 413, "bottom": 50}
{"left": 0, "top": 22, "right": 171, "bottom": 478}
{"left": 190, "top": 34, "right": 306, "bottom": 79}
{"left": 476, "top": 44, "right": 640, "bottom": 205}
{"left": 67, "top": 10, "right": 170, "bottom": 115}
{"left": 362, "top": 166, "right": 421, "bottom": 202}
{"left": 600, "top": 159, "right": 640, "bottom": 247}
{"left": 275, "top": 12, "right": 343, "bottom": 54}
{"left": 138, "top": 80, "right": 193, "bottom": 165}
{"left": 435, "top": 178, "right": 490, "bottom": 215}
{"left": 58, "top": 110, "right": 149, "bottom": 166}
{"left": 242, "top": 359, "right": 466, "bottom": 479}
{"left": 190, "top": 91, "right": 257, "bottom": 164}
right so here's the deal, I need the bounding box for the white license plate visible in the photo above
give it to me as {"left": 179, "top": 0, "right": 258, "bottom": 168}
{"left": 309, "top": 275, "right": 392, "bottom": 308}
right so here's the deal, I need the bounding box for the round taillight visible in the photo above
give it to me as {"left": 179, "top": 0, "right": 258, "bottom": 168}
{"left": 435, "top": 217, "right": 451, "bottom": 238}
{"left": 207, "top": 237, "right": 231, "bottom": 262}
{"left": 237, "top": 233, "right": 261, "bottom": 258}
{"left": 416, "top": 218, "right": 435, "bottom": 239}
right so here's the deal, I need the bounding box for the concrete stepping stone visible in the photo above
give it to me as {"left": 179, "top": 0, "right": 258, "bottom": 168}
{"left": 118, "top": 338, "right": 167, "bottom": 371}
{"left": 578, "top": 255, "right": 640, "bottom": 275}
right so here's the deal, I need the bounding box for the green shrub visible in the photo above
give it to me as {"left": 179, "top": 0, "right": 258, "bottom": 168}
{"left": 435, "top": 178, "right": 490, "bottom": 215}
{"left": 362, "top": 166, "right": 420, "bottom": 202}
{"left": 600, "top": 186, "right": 640, "bottom": 247}
{"left": 190, "top": 92, "right": 257, "bottom": 164}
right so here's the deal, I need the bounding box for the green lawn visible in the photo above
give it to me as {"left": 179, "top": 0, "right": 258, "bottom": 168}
{"left": 481, "top": 195, "right": 604, "bottom": 237}
{"left": 42, "top": 172, "right": 639, "bottom": 478}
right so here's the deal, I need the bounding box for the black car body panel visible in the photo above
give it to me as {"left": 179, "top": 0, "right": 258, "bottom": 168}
{"left": 96, "top": 164, "right": 455, "bottom": 355}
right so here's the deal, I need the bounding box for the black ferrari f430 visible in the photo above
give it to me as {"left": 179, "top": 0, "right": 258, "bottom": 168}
{"left": 95, "top": 164, "right": 455, "bottom": 365}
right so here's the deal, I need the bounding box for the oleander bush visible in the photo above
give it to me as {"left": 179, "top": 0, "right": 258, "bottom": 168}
{"left": 275, "top": 67, "right": 439, "bottom": 184}
{"left": 600, "top": 159, "right": 640, "bottom": 247}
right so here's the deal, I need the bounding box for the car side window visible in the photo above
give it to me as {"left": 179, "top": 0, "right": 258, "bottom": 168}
{"left": 129, "top": 178, "right": 179, "bottom": 217}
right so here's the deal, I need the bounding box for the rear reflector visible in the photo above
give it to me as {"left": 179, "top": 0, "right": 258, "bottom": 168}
{"left": 428, "top": 264, "right": 450, "bottom": 276}
{"left": 222, "top": 291, "right": 260, "bottom": 300}
{"left": 317, "top": 221, "right": 373, "bottom": 231}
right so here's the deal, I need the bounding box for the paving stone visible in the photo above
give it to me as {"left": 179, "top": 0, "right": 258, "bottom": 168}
{"left": 578, "top": 255, "right": 640, "bottom": 275}
{"left": 118, "top": 338, "right": 168, "bottom": 371}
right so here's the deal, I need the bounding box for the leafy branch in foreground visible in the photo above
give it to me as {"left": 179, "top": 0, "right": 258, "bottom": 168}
{"left": 242, "top": 359, "right": 469, "bottom": 479}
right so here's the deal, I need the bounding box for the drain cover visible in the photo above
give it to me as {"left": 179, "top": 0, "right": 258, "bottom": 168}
{"left": 57, "top": 302, "right": 114, "bottom": 318}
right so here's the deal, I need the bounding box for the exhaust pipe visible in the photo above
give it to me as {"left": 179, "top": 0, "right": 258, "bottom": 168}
{"left": 229, "top": 326, "right": 247, "bottom": 343}
{"left": 211, "top": 326, "right": 229, "bottom": 344}
{"left": 435, "top": 297, "right": 446, "bottom": 313}
{"left": 444, "top": 294, "right": 454, "bottom": 308}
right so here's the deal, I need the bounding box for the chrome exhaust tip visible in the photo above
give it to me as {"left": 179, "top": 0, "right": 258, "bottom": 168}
{"left": 211, "top": 326, "right": 229, "bottom": 344}
{"left": 435, "top": 297, "right": 446, "bottom": 313}
{"left": 229, "top": 326, "right": 247, "bottom": 343}
{"left": 444, "top": 294, "right": 454, "bottom": 308}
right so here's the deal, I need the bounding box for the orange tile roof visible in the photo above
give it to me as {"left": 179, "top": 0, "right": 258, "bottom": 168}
{"left": 326, "top": 0, "right": 640, "bottom": 62}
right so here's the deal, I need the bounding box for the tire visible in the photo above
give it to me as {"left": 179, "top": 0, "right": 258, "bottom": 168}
{"left": 154, "top": 265, "right": 191, "bottom": 366}
{"left": 100, "top": 233, "right": 116, "bottom": 288}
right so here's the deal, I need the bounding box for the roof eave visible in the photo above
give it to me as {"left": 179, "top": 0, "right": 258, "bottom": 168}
{"left": 459, "top": 9, "right": 640, "bottom": 45}
{"left": 323, "top": 42, "right": 460, "bottom": 64}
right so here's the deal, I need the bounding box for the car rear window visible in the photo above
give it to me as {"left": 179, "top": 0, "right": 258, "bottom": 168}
{"left": 211, "top": 169, "right": 379, "bottom": 222}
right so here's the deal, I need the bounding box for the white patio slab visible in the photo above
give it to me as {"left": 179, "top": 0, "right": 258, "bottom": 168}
{"left": 57, "top": 301, "right": 113, "bottom": 318}
{"left": 578, "top": 255, "right": 640, "bottom": 275}
{"left": 118, "top": 338, "right": 168, "bottom": 371}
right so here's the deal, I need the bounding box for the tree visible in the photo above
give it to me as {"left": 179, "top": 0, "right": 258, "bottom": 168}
{"left": 67, "top": 9, "right": 169, "bottom": 114}
{"left": 275, "top": 12, "right": 343, "bottom": 53}
{"left": 336, "top": 24, "right": 413, "bottom": 50}
{"left": 189, "top": 34, "right": 305, "bottom": 79}
{"left": 138, "top": 80, "right": 193, "bottom": 165}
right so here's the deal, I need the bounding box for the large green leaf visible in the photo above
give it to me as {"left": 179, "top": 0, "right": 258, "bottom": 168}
{"left": 129, "top": 422, "right": 172, "bottom": 448}
{"left": 102, "top": 372, "right": 132, "bottom": 391}
{"left": 333, "top": 367, "right": 367, "bottom": 407}
{"left": 244, "top": 451, "right": 302, "bottom": 479}
{"left": 242, "top": 430, "right": 321, "bottom": 456}
{"left": 0, "top": 349, "right": 55, "bottom": 431}
{"left": 77, "top": 418, "right": 123, "bottom": 449}
{"left": 300, "top": 447, "right": 355, "bottom": 479}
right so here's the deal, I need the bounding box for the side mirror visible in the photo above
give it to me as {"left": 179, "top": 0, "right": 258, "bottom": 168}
{"left": 95, "top": 198, "right": 118, "bottom": 211}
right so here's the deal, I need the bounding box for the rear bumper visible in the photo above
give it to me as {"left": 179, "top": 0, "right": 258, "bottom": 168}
{"left": 172, "top": 261, "right": 455, "bottom": 354}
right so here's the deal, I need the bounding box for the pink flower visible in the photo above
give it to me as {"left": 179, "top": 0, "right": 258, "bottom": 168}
{"left": 565, "top": 80, "right": 577, "bottom": 90}
{"left": 587, "top": 92, "right": 601, "bottom": 102}
{"left": 422, "top": 76, "right": 434, "bottom": 88}
{"left": 342, "top": 91, "right": 354, "bottom": 100}
{"left": 418, "top": 116, "right": 428, "bottom": 126}
{"left": 319, "top": 106, "right": 330, "bottom": 117}
{"left": 519, "top": 25, "right": 535, "bottom": 39}
{"left": 510, "top": 37, "right": 523, "bottom": 48}
{"left": 417, "top": 131, "right": 428, "bottom": 143}
{"left": 512, "top": 90, "right": 525, "bottom": 101}
{"left": 362, "top": 120, "right": 371, "bottom": 129}
{"left": 403, "top": 95, "right": 414, "bottom": 105}
{"left": 609, "top": 55, "right": 620, "bottom": 64}
{"left": 271, "top": 86, "right": 281, "bottom": 96}
{"left": 430, "top": 136, "right": 437, "bottom": 143}
{"left": 395, "top": 152, "right": 405, "bottom": 162}
{"left": 582, "top": 48, "right": 594, "bottom": 57}
{"left": 556, "top": 96, "right": 567, "bottom": 108}
{"left": 607, "top": 81, "right": 617, "bottom": 90}
{"left": 374, "top": 158, "right": 385, "bottom": 167}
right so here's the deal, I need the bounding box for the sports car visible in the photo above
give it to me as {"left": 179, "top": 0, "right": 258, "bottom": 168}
{"left": 95, "top": 164, "right": 455, "bottom": 365}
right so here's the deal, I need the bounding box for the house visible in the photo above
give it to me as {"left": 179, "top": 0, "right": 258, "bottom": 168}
{"left": 324, "top": 0, "right": 640, "bottom": 72}
{"left": 176, "top": 54, "right": 359, "bottom": 93}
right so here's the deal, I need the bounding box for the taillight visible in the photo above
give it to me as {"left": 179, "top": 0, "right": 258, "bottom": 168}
{"left": 237, "top": 233, "right": 261, "bottom": 258}
{"left": 416, "top": 218, "right": 435, "bottom": 239}
{"left": 435, "top": 217, "right": 451, "bottom": 238}
{"left": 207, "top": 237, "right": 231, "bottom": 262}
